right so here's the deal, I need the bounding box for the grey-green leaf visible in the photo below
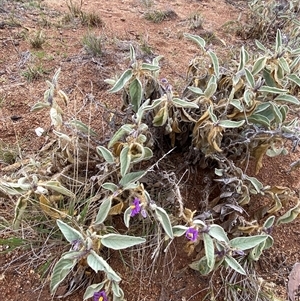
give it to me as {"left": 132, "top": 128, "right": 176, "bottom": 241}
{"left": 95, "top": 197, "right": 112, "bottom": 224}
{"left": 209, "top": 224, "right": 229, "bottom": 243}
{"left": 119, "top": 170, "right": 147, "bottom": 187}
{"left": 87, "top": 250, "right": 121, "bottom": 282}
{"left": 83, "top": 282, "right": 105, "bottom": 300}
{"left": 224, "top": 256, "right": 246, "bottom": 275}
{"left": 96, "top": 146, "right": 115, "bottom": 164}
{"left": 274, "top": 94, "right": 300, "bottom": 105}
{"left": 258, "top": 86, "right": 287, "bottom": 94}
{"left": 123, "top": 206, "right": 131, "bottom": 228}
{"left": 141, "top": 63, "right": 160, "bottom": 71}
{"left": 120, "top": 146, "right": 131, "bottom": 177}
{"left": 208, "top": 51, "right": 219, "bottom": 78}
{"left": 50, "top": 253, "right": 78, "bottom": 292}
{"left": 172, "top": 225, "right": 188, "bottom": 237}
{"left": 129, "top": 78, "right": 143, "bottom": 112}
{"left": 109, "top": 69, "right": 133, "bottom": 93}
{"left": 101, "top": 233, "right": 146, "bottom": 250}
{"left": 252, "top": 57, "right": 267, "bottom": 75}
{"left": 102, "top": 182, "right": 118, "bottom": 193}
{"left": 155, "top": 206, "right": 173, "bottom": 239}
{"left": 184, "top": 33, "right": 206, "bottom": 49}
{"left": 218, "top": 120, "right": 245, "bottom": 128}
{"left": 172, "top": 98, "right": 199, "bottom": 109}
{"left": 230, "top": 235, "right": 268, "bottom": 250}
{"left": 40, "top": 181, "right": 75, "bottom": 197}
{"left": 56, "top": 219, "right": 84, "bottom": 243}
{"left": 203, "top": 233, "right": 215, "bottom": 269}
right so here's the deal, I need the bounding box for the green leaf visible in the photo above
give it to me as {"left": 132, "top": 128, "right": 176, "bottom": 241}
{"left": 255, "top": 40, "right": 268, "bottom": 52}
{"left": 230, "top": 235, "right": 268, "bottom": 250}
{"left": 56, "top": 220, "right": 84, "bottom": 243}
{"left": 172, "top": 225, "right": 188, "bottom": 237}
{"left": 208, "top": 105, "right": 218, "bottom": 123}
{"left": 109, "top": 69, "right": 133, "bottom": 93}
{"left": 198, "top": 256, "right": 213, "bottom": 275}
{"left": 129, "top": 44, "right": 136, "bottom": 61}
{"left": 218, "top": 120, "right": 245, "bottom": 128}
{"left": 269, "top": 102, "right": 283, "bottom": 124}
{"left": 83, "top": 282, "right": 105, "bottom": 300}
{"left": 208, "top": 51, "right": 219, "bottom": 78}
{"left": 188, "top": 86, "right": 204, "bottom": 95}
{"left": 287, "top": 74, "right": 300, "bottom": 86}
{"left": 252, "top": 57, "right": 267, "bottom": 75}
{"left": 123, "top": 206, "right": 131, "bottom": 228}
{"left": 275, "top": 29, "right": 282, "bottom": 53}
{"left": 120, "top": 146, "right": 131, "bottom": 177}
{"left": 141, "top": 63, "right": 160, "bottom": 71}
{"left": 276, "top": 202, "right": 300, "bottom": 225}
{"left": 203, "top": 233, "right": 215, "bottom": 269}
{"left": 87, "top": 250, "right": 121, "bottom": 282}
{"left": 119, "top": 170, "right": 147, "bottom": 187}
{"left": 39, "top": 181, "right": 75, "bottom": 197}
{"left": 263, "top": 215, "right": 275, "bottom": 229}
{"left": 50, "top": 252, "right": 79, "bottom": 292}
{"left": 155, "top": 206, "right": 173, "bottom": 239}
{"left": 172, "top": 97, "right": 199, "bottom": 109}
{"left": 69, "top": 119, "right": 97, "bottom": 136}
{"left": 95, "top": 197, "right": 112, "bottom": 225}
{"left": 30, "top": 102, "right": 50, "bottom": 112}
{"left": 184, "top": 33, "right": 206, "bottom": 49}
{"left": 245, "top": 68, "right": 255, "bottom": 89}
{"left": 96, "top": 146, "right": 115, "bottom": 164}
{"left": 204, "top": 82, "right": 217, "bottom": 99}
{"left": 278, "top": 57, "right": 290, "bottom": 73}
{"left": 209, "top": 224, "right": 229, "bottom": 243}
{"left": 101, "top": 234, "right": 146, "bottom": 250}
{"left": 248, "top": 114, "right": 271, "bottom": 127}
{"left": 274, "top": 94, "right": 300, "bottom": 105}
{"left": 238, "top": 46, "right": 248, "bottom": 71}
{"left": 102, "top": 182, "right": 118, "bottom": 193}
{"left": 258, "top": 86, "right": 287, "bottom": 94}
{"left": 108, "top": 124, "right": 134, "bottom": 148}
{"left": 224, "top": 256, "right": 246, "bottom": 275}
{"left": 244, "top": 175, "right": 263, "bottom": 193}
{"left": 129, "top": 78, "right": 143, "bottom": 112}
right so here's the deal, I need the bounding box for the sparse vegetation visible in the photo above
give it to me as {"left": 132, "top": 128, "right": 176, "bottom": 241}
{"left": 29, "top": 30, "right": 46, "bottom": 49}
{"left": 1, "top": 0, "right": 300, "bottom": 301}
{"left": 22, "top": 64, "right": 48, "bottom": 81}
{"left": 82, "top": 32, "right": 105, "bottom": 56}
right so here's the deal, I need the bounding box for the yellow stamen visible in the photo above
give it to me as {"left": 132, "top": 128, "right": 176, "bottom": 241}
{"left": 99, "top": 297, "right": 103, "bottom": 301}
{"left": 130, "top": 205, "right": 136, "bottom": 209}
{"left": 188, "top": 233, "right": 193, "bottom": 238}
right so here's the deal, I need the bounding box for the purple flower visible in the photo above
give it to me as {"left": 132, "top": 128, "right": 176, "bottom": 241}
{"left": 130, "top": 198, "right": 141, "bottom": 217}
{"left": 93, "top": 291, "right": 107, "bottom": 301}
{"left": 185, "top": 227, "right": 198, "bottom": 242}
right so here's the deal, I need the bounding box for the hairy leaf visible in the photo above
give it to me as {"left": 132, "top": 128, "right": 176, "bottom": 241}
{"left": 56, "top": 219, "right": 84, "bottom": 243}
{"left": 129, "top": 78, "right": 143, "bottom": 112}
{"left": 96, "top": 146, "right": 115, "bottom": 164}
{"left": 83, "top": 282, "right": 105, "bottom": 300}
{"left": 203, "top": 233, "right": 215, "bottom": 269}
{"left": 95, "top": 197, "right": 112, "bottom": 225}
{"left": 230, "top": 235, "right": 268, "bottom": 250}
{"left": 101, "top": 233, "right": 146, "bottom": 250}
{"left": 184, "top": 33, "right": 206, "bottom": 49}
{"left": 109, "top": 69, "right": 133, "bottom": 93}
{"left": 224, "top": 256, "right": 246, "bottom": 275}
{"left": 155, "top": 206, "right": 174, "bottom": 239}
